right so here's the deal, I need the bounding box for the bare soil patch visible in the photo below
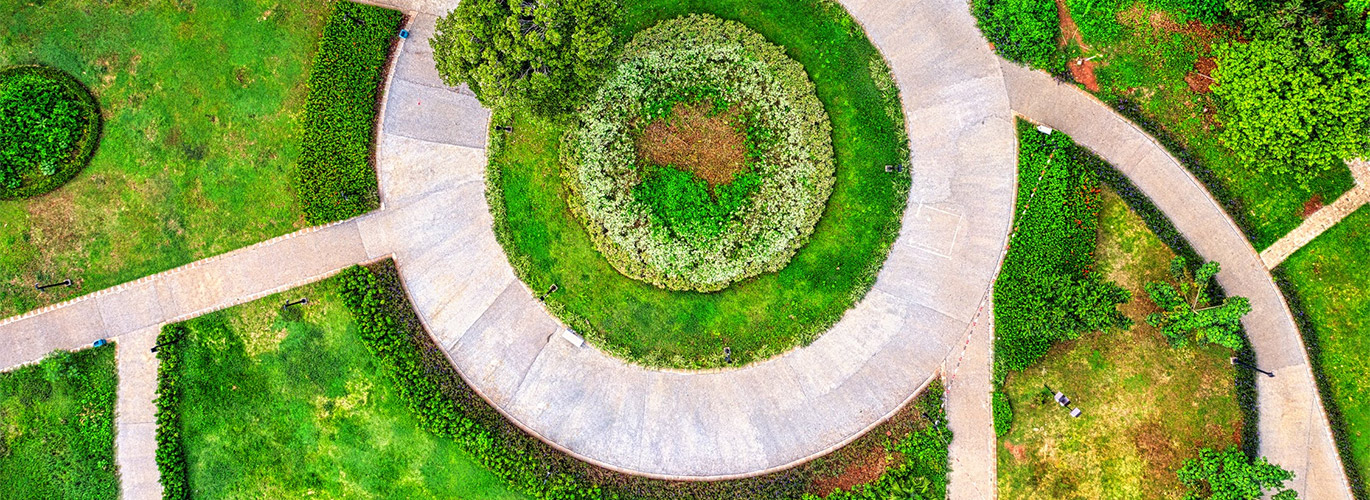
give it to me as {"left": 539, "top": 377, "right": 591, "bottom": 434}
{"left": 1303, "top": 193, "right": 1325, "bottom": 218}
{"left": 810, "top": 447, "right": 893, "bottom": 495}
{"left": 636, "top": 101, "right": 748, "bottom": 187}
{"left": 1070, "top": 58, "right": 1101, "bottom": 91}
{"left": 1184, "top": 56, "right": 1217, "bottom": 93}
{"left": 1053, "top": 0, "right": 1088, "bottom": 49}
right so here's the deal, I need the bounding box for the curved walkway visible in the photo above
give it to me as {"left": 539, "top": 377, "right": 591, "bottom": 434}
{"left": 999, "top": 59, "right": 1352, "bottom": 499}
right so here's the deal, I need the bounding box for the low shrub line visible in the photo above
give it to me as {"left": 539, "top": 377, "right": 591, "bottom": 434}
{"left": 296, "top": 1, "right": 403, "bottom": 224}
{"left": 153, "top": 323, "right": 190, "bottom": 500}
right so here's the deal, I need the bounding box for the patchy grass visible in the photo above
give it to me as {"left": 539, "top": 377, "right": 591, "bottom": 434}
{"left": 997, "top": 189, "right": 1244, "bottom": 499}
{"left": 0, "top": 0, "right": 338, "bottom": 317}
{"left": 1064, "top": 1, "right": 1355, "bottom": 249}
{"left": 0, "top": 344, "right": 118, "bottom": 500}
{"left": 490, "top": 0, "right": 911, "bottom": 368}
{"left": 1278, "top": 205, "right": 1370, "bottom": 495}
{"left": 166, "top": 280, "right": 526, "bottom": 499}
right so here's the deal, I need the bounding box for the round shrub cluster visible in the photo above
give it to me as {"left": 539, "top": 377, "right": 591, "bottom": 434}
{"left": 0, "top": 65, "right": 101, "bottom": 199}
{"left": 563, "top": 14, "right": 835, "bottom": 292}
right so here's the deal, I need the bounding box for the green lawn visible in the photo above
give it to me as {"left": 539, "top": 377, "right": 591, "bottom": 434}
{"left": 1075, "top": 1, "right": 1355, "bottom": 249}
{"left": 0, "top": 0, "right": 336, "bottom": 317}
{"left": 0, "top": 344, "right": 118, "bottom": 500}
{"left": 490, "top": 0, "right": 912, "bottom": 369}
{"left": 164, "top": 280, "right": 526, "bottom": 499}
{"left": 1279, "top": 205, "right": 1370, "bottom": 495}
{"left": 997, "top": 189, "right": 1244, "bottom": 499}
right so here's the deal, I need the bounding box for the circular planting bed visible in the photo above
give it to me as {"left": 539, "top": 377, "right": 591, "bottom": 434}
{"left": 565, "top": 15, "right": 834, "bottom": 292}
{"left": 0, "top": 65, "right": 101, "bottom": 199}
{"left": 489, "top": 2, "right": 911, "bottom": 369}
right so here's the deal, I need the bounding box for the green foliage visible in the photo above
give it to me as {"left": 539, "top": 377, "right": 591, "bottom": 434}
{"left": 1145, "top": 256, "right": 1251, "bottom": 351}
{"left": 1148, "top": 0, "right": 1228, "bottom": 23}
{"left": 431, "top": 0, "right": 620, "bottom": 114}
{"left": 154, "top": 324, "right": 190, "bottom": 500}
{"left": 1212, "top": 2, "right": 1370, "bottom": 186}
{"left": 297, "top": 2, "right": 403, "bottom": 224}
{"left": 0, "top": 345, "right": 118, "bottom": 500}
{"left": 971, "top": 0, "right": 1063, "bottom": 71}
{"left": 1069, "top": 0, "right": 1127, "bottom": 45}
{"left": 992, "top": 391, "right": 1014, "bottom": 437}
{"left": 565, "top": 14, "right": 835, "bottom": 292}
{"left": 805, "top": 381, "right": 951, "bottom": 500}
{"left": 0, "top": 65, "right": 100, "bottom": 199}
{"left": 1177, "top": 447, "right": 1297, "bottom": 499}
{"left": 994, "top": 121, "right": 1132, "bottom": 375}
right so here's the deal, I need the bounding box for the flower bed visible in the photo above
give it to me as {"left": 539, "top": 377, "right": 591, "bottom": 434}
{"left": 0, "top": 65, "right": 101, "bottom": 199}
{"left": 565, "top": 14, "right": 834, "bottom": 291}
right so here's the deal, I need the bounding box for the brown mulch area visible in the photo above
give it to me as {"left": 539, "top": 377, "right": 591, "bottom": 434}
{"left": 809, "top": 447, "right": 894, "bottom": 495}
{"left": 1184, "top": 56, "right": 1217, "bottom": 93}
{"left": 1303, "top": 193, "right": 1325, "bottom": 217}
{"left": 1054, "top": 0, "right": 1088, "bottom": 49}
{"left": 636, "top": 101, "right": 747, "bottom": 186}
{"left": 1070, "top": 58, "right": 1101, "bottom": 91}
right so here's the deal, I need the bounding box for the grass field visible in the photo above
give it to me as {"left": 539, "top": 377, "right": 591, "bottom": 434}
{"left": 997, "top": 189, "right": 1244, "bottom": 498}
{"left": 0, "top": 344, "right": 118, "bottom": 500}
{"left": 0, "top": 0, "right": 336, "bottom": 317}
{"left": 163, "top": 279, "right": 525, "bottom": 499}
{"left": 1072, "top": 1, "right": 1355, "bottom": 249}
{"left": 1279, "top": 205, "right": 1370, "bottom": 495}
{"left": 490, "top": 0, "right": 912, "bottom": 369}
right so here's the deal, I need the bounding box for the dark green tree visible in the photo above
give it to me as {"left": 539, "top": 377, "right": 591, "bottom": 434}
{"left": 430, "top": 0, "right": 620, "bottom": 114}
{"left": 1177, "top": 447, "right": 1298, "bottom": 499}
{"left": 1145, "top": 257, "right": 1251, "bottom": 350}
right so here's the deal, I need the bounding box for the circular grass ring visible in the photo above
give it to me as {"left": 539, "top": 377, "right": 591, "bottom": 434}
{"left": 489, "top": 2, "right": 912, "bottom": 369}
{"left": 0, "top": 65, "right": 102, "bottom": 200}
{"left": 565, "top": 15, "right": 835, "bottom": 292}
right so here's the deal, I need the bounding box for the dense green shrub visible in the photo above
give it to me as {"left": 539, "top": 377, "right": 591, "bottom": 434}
{"left": 994, "top": 120, "right": 1131, "bottom": 376}
{"left": 1068, "top": 0, "right": 1126, "bottom": 45}
{"left": 564, "top": 14, "right": 834, "bottom": 292}
{"left": 1177, "top": 447, "right": 1297, "bottom": 499}
{"left": 1147, "top": 0, "right": 1227, "bottom": 23}
{"left": 1145, "top": 256, "right": 1251, "bottom": 350}
{"left": 0, "top": 65, "right": 100, "bottom": 199}
{"left": 1212, "top": 2, "right": 1370, "bottom": 186}
{"left": 431, "top": 0, "right": 619, "bottom": 114}
{"left": 993, "top": 391, "right": 1014, "bottom": 437}
{"left": 971, "top": 0, "right": 1063, "bottom": 71}
{"left": 153, "top": 324, "right": 190, "bottom": 500}
{"left": 296, "top": 1, "right": 403, "bottom": 224}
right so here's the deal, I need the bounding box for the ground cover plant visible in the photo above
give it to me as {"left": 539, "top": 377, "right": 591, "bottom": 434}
{"left": 487, "top": 0, "right": 912, "bottom": 369}
{"left": 971, "top": 0, "right": 1064, "bottom": 71}
{"left": 971, "top": 0, "right": 1360, "bottom": 249}
{"left": 0, "top": 344, "right": 118, "bottom": 500}
{"left": 1278, "top": 205, "right": 1370, "bottom": 496}
{"left": 0, "top": 65, "right": 100, "bottom": 199}
{"left": 564, "top": 14, "right": 834, "bottom": 291}
{"left": 152, "top": 277, "right": 526, "bottom": 500}
{"left": 1177, "top": 447, "right": 1297, "bottom": 499}
{"left": 993, "top": 120, "right": 1131, "bottom": 375}
{"left": 997, "top": 187, "right": 1246, "bottom": 499}
{"left": 296, "top": 2, "right": 403, "bottom": 224}
{"left": 0, "top": 0, "right": 339, "bottom": 317}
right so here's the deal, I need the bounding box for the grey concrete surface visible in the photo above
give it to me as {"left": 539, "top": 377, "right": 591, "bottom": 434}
{"left": 998, "top": 58, "right": 1352, "bottom": 499}
{"left": 115, "top": 327, "right": 162, "bottom": 500}
{"left": 946, "top": 302, "right": 997, "bottom": 500}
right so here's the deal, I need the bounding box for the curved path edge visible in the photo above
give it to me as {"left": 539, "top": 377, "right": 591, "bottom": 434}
{"left": 998, "top": 59, "right": 1352, "bottom": 499}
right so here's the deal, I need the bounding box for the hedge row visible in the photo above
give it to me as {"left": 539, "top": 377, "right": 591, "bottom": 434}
{"left": 0, "top": 65, "right": 102, "bottom": 200}
{"left": 296, "top": 1, "right": 403, "bottom": 224}
{"left": 153, "top": 323, "right": 190, "bottom": 500}
{"left": 993, "top": 119, "right": 1131, "bottom": 376}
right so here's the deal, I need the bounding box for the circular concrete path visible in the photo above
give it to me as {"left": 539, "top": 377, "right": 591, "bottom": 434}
{"left": 362, "top": 0, "right": 1016, "bottom": 479}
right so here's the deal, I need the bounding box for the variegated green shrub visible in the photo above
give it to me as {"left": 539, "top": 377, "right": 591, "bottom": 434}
{"left": 564, "top": 14, "right": 835, "bottom": 292}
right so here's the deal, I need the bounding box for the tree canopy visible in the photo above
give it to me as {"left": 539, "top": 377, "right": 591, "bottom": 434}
{"left": 430, "top": 0, "right": 620, "bottom": 114}
{"left": 1145, "top": 257, "right": 1251, "bottom": 350}
{"left": 1177, "top": 447, "right": 1297, "bottom": 499}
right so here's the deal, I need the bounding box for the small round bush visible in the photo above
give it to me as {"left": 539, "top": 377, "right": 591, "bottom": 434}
{"left": 0, "top": 65, "right": 101, "bottom": 199}
{"left": 564, "top": 14, "right": 835, "bottom": 292}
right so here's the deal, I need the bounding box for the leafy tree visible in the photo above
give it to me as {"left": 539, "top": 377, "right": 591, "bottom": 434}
{"left": 430, "top": 0, "right": 620, "bottom": 114}
{"left": 1145, "top": 257, "right": 1251, "bottom": 350}
{"left": 1177, "top": 447, "right": 1298, "bottom": 499}
{"left": 1212, "top": 0, "right": 1370, "bottom": 185}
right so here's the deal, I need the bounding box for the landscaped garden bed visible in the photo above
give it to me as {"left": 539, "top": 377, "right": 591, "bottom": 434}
{"left": 0, "top": 0, "right": 398, "bottom": 318}
{"left": 0, "top": 344, "right": 118, "bottom": 499}
{"left": 485, "top": 0, "right": 913, "bottom": 369}
{"left": 0, "top": 64, "right": 101, "bottom": 199}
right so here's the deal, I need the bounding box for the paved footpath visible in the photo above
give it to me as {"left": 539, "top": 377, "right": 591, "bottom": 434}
{"left": 1261, "top": 159, "right": 1370, "bottom": 268}
{"left": 999, "top": 59, "right": 1352, "bottom": 499}
{"left": 946, "top": 303, "right": 997, "bottom": 500}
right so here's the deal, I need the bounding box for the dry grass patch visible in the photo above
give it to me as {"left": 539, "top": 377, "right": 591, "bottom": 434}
{"left": 636, "top": 101, "right": 747, "bottom": 187}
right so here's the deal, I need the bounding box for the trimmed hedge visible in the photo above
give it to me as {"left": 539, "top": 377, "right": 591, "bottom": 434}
{"left": 0, "top": 65, "right": 101, "bottom": 199}
{"left": 296, "top": 1, "right": 403, "bottom": 224}
{"left": 993, "top": 390, "right": 1014, "bottom": 437}
{"left": 153, "top": 323, "right": 190, "bottom": 500}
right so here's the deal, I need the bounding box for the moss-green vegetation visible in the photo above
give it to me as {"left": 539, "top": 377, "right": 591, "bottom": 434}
{"left": 997, "top": 189, "right": 1245, "bottom": 499}
{"left": 0, "top": 344, "right": 118, "bottom": 500}
{"left": 970, "top": 0, "right": 1064, "bottom": 71}
{"left": 0, "top": 65, "right": 100, "bottom": 199}
{"left": 1278, "top": 205, "right": 1370, "bottom": 496}
{"left": 489, "top": 0, "right": 912, "bottom": 369}
{"left": 297, "top": 2, "right": 402, "bottom": 224}
{"left": 0, "top": 0, "right": 335, "bottom": 317}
